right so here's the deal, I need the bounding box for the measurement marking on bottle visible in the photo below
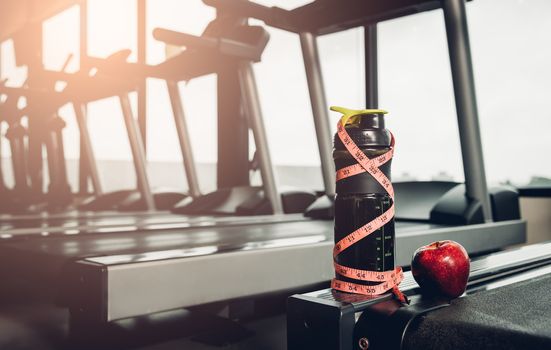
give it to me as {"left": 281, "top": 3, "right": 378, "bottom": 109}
{"left": 380, "top": 202, "right": 385, "bottom": 272}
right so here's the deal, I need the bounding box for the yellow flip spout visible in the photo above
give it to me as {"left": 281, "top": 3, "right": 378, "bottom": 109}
{"left": 330, "top": 106, "right": 388, "bottom": 126}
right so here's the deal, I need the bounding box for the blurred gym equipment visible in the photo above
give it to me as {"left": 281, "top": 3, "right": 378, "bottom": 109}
{"left": 153, "top": 20, "right": 317, "bottom": 215}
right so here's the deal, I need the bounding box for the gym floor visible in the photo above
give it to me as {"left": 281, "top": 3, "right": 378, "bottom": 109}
{"left": 0, "top": 278, "right": 288, "bottom": 350}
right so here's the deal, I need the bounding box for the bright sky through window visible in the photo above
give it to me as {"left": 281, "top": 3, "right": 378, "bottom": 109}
{"left": 2, "top": 0, "right": 550, "bottom": 187}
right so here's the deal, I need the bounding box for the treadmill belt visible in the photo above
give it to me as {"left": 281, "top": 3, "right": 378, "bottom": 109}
{"left": 0, "top": 220, "right": 332, "bottom": 278}
{"left": 0, "top": 213, "right": 305, "bottom": 236}
{"left": 404, "top": 273, "right": 551, "bottom": 350}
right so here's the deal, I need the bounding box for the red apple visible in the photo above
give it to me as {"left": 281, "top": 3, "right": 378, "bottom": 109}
{"left": 411, "top": 240, "right": 470, "bottom": 298}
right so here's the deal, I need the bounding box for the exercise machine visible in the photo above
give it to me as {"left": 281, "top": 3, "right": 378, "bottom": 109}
{"left": 84, "top": 15, "right": 317, "bottom": 216}
{"left": 0, "top": 82, "right": 75, "bottom": 212}
{"left": 0, "top": 80, "right": 33, "bottom": 213}
{"left": 0, "top": 25, "right": 315, "bottom": 232}
{"left": 67, "top": 50, "right": 187, "bottom": 212}
{"left": 287, "top": 241, "right": 551, "bottom": 350}
{"left": 202, "top": 0, "right": 497, "bottom": 223}
{"left": 0, "top": 49, "right": 187, "bottom": 214}
{"left": 5, "top": 21, "right": 188, "bottom": 214}
{"left": 1, "top": 241, "right": 551, "bottom": 349}
{"left": 154, "top": 17, "right": 316, "bottom": 215}
{"left": 202, "top": 0, "right": 524, "bottom": 224}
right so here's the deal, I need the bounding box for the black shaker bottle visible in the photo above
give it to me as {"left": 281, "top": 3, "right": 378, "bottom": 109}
{"left": 333, "top": 107, "right": 395, "bottom": 286}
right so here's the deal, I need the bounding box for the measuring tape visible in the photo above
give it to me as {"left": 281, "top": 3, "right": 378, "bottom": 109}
{"left": 330, "top": 106, "right": 407, "bottom": 304}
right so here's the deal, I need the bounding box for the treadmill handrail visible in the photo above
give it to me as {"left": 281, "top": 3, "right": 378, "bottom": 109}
{"left": 153, "top": 27, "right": 269, "bottom": 62}
{"left": 153, "top": 28, "right": 218, "bottom": 51}
{"left": 203, "top": 0, "right": 474, "bottom": 36}
{"left": 203, "top": 0, "right": 296, "bottom": 32}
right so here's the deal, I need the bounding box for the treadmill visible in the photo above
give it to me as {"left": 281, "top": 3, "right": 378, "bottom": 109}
{"left": 287, "top": 241, "right": 551, "bottom": 350}
{"left": 0, "top": 82, "right": 32, "bottom": 213}
{"left": 0, "top": 2, "right": 201, "bottom": 229}
{"left": 85, "top": 18, "right": 317, "bottom": 217}
{"left": 4, "top": 243, "right": 551, "bottom": 349}
{"left": 0, "top": 53, "right": 189, "bottom": 225}
{"left": 0, "top": 14, "right": 313, "bottom": 233}
{"left": 0, "top": 0, "right": 525, "bottom": 337}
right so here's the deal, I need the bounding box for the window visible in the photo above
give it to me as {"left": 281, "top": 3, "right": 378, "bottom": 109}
{"left": 379, "top": 10, "right": 464, "bottom": 182}
{"left": 468, "top": 0, "right": 551, "bottom": 186}
{"left": 2, "top": 0, "right": 549, "bottom": 192}
{"left": 378, "top": 0, "right": 551, "bottom": 186}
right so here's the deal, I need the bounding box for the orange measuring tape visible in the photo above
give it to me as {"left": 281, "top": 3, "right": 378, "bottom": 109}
{"left": 330, "top": 107, "right": 408, "bottom": 304}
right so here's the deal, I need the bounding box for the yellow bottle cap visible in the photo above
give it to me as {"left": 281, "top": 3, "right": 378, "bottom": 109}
{"left": 330, "top": 106, "right": 388, "bottom": 126}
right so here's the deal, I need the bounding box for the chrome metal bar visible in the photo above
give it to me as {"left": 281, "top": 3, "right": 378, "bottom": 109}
{"left": 78, "top": 0, "right": 90, "bottom": 195}
{"left": 73, "top": 103, "right": 102, "bottom": 195}
{"left": 364, "top": 24, "right": 378, "bottom": 108}
{"left": 118, "top": 93, "right": 155, "bottom": 211}
{"left": 166, "top": 81, "right": 201, "bottom": 198}
{"left": 299, "top": 32, "right": 335, "bottom": 197}
{"left": 238, "top": 62, "right": 283, "bottom": 214}
{"left": 137, "top": 0, "right": 147, "bottom": 148}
